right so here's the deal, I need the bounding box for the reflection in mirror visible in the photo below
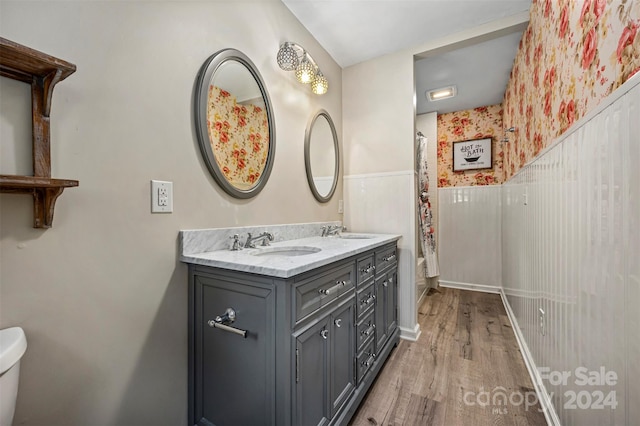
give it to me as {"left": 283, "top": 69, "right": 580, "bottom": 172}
{"left": 309, "top": 117, "right": 335, "bottom": 195}
{"left": 305, "top": 110, "right": 339, "bottom": 202}
{"left": 194, "top": 49, "right": 275, "bottom": 199}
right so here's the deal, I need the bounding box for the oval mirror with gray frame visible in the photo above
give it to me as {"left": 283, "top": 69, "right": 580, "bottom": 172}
{"left": 304, "top": 109, "right": 339, "bottom": 202}
{"left": 194, "top": 48, "right": 276, "bottom": 198}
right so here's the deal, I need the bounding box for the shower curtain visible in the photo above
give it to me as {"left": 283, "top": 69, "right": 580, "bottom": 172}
{"left": 416, "top": 132, "right": 439, "bottom": 278}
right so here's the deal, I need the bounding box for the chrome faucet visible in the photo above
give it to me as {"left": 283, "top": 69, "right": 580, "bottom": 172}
{"left": 229, "top": 234, "right": 243, "bottom": 251}
{"left": 321, "top": 225, "right": 345, "bottom": 237}
{"left": 244, "top": 231, "right": 274, "bottom": 248}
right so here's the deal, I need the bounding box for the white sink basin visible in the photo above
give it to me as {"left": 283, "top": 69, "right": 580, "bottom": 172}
{"left": 250, "top": 246, "right": 322, "bottom": 257}
{"left": 338, "top": 234, "right": 375, "bottom": 240}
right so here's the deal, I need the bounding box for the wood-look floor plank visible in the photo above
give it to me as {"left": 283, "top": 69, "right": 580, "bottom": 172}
{"left": 455, "top": 292, "right": 473, "bottom": 361}
{"left": 403, "top": 393, "right": 443, "bottom": 425}
{"left": 413, "top": 289, "right": 458, "bottom": 402}
{"left": 349, "top": 287, "right": 547, "bottom": 426}
{"left": 350, "top": 343, "right": 408, "bottom": 425}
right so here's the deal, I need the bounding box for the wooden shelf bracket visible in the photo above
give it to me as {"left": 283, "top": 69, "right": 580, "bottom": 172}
{"left": 0, "top": 37, "right": 78, "bottom": 228}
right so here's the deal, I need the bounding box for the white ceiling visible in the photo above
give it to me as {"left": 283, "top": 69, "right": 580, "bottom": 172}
{"left": 415, "top": 29, "right": 524, "bottom": 114}
{"left": 281, "top": 0, "right": 531, "bottom": 114}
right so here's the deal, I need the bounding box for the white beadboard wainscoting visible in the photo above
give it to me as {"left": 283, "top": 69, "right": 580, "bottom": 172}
{"left": 437, "top": 185, "right": 502, "bottom": 292}
{"left": 343, "top": 170, "right": 420, "bottom": 341}
{"left": 502, "top": 76, "right": 639, "bottom": 425}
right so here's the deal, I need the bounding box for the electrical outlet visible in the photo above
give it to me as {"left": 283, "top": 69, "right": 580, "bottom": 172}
{"left": 158, "top": 187, "right": 168, "bottom": 206}
{"left": 538, "top": 307, "right": 546, "bottom": 336}
{"left": 151, "top": 180, "right": 173, "bottom": 213}
{"left": 338, "top": 199, "right": 344, "bottom": 214}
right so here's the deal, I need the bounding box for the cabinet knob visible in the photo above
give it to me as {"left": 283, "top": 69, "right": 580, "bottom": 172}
{"left": 320, "top": 329, "right": 329, "bottom": 339}
{"left": 334, "top": 319, "right": 342, "bottom": 328}
{"left": 214, "top": 307, "right": 237, "bottom": 324}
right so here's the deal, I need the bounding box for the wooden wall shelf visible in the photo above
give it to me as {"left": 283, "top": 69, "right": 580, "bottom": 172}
{"left": 0, "top": 37, "right": 78, "bottom": 228}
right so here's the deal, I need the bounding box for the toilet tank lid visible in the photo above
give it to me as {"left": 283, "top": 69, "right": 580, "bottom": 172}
{"left": 0, "top": 327, "right": 27, "bottom": 375}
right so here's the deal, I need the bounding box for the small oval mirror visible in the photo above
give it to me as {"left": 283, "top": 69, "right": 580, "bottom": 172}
{"left": 194, "top": 49, "right": 276, "bottom": 198}
{"left": 305, "top": 110, "right": 339, "bottom": 202}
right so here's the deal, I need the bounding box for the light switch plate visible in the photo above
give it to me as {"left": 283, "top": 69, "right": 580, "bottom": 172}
{"left": 151, "top": 180, "right": 173, "bottom": 213}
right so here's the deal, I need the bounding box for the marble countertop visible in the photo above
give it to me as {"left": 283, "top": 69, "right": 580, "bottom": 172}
{"left": 180, "top": 233, "right": 401, "bottom": 278}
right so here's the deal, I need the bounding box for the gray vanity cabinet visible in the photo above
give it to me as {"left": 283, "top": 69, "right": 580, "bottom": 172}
{"left": 374, "top": 269, "right": 397, "bottom": 351}
{"left": 374, "top": 274, "right": 388, "bottom": 350}
{"left": 187, "top": 242, "right": 399, "bottom": 426}
{"left": 190, "top": 271, "right": 276, "bottom": 426}
{"left": 295, "top": 315, "right": 330, "bottom": 426}
{"left": 384, "top": 269, "right": 398, "bottom": 340}
{"left": 328, "top": 300, "right": 355, "bottom": 417}
{"left": 294, "top": 297, "right": 354, "bottom": 426}
{"left": 374, "top": 245, "right": 397, "bottom": 352}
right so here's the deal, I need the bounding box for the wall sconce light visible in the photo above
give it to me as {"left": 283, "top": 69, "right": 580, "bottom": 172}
{"left": 311, "top": 71, "right": 328, "bottom": 95}
{"left": 277, "top": 42, "right": 328, "bottom": 95}
{"left": 502, "top": 126, "right": 516, "bottom": 143}
{"left": 295, "top": 55, "right": 315, "bottom": 84}
{"left": 276, "top": 42, "right": 299, "bottom": 71}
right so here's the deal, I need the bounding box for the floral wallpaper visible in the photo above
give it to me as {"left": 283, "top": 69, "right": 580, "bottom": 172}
{"left": 207, "top": 85, "right": 269, "bottom": 190}
{"left": 436, "top": 104, "right": 504, "bottom": 187}
{"left": 502, "top": 0, "right": 640, "bottom": 180}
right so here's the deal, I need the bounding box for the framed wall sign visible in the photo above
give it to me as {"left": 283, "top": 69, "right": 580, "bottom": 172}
{"left": 452, "top": 137, "right": 493, "bottom": 172}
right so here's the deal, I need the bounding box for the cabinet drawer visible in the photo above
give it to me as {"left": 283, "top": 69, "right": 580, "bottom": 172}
{"left": 356, "top": 339, "right": 376, "bottom": 385}
{"left": 356, "top": 282, "right": 375, "bottom": 318}
{"left": 356, "top": 309, "right": 375, "bottom": 353}
{"left": 294, "top": 264, "right": 355, "bottom": 322}
{"left": 375, "top": 245, "right": 397, "bottom": 272}
{"left": 356, "top": 254, "right": 375, "bottom": 286}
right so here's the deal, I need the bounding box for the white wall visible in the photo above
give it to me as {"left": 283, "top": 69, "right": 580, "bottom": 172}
{"left": 502, "top": 75, "right": 639, "bottom": 425}
{"left": 0, "top": 1, "right": 342, "bottom": 424}
{"left": 438, "top": 185, "right": 502, "bottom": 291}
{"left": 342, "top": 50, "right": 420, "bottom": 339}
{"left": 343, "top": 171, "right": 417, "bottom": 338}
{"left": 342, "top": 50, "right": 415, "bottom": 176}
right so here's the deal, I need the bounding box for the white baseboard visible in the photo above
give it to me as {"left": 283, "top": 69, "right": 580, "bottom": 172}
{"left": 438, "top": 280, "right": 501, "bottom": 294}
{"left": 416, "top": 280, "right": 429, "bottom": 305}
{"left": 499, "top": 289, "right": 560, "bottom": 426}
{"left": 416, "top": 287, "right": 428, "bottom": 306}
{"left": 399, "top": 323, "right": 421, "bottom": 341}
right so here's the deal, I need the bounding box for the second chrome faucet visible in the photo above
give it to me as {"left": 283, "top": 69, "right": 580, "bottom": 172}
{"left": 243, "top": 231, "right": 274, "bottom": 248}
{"left": 321, "top": 224, "right": 345, "bottom": 237}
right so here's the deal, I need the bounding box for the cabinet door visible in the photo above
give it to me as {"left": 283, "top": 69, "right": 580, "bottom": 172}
{"left": 295, "top": 317, "right": 330, "bottom": 426}
{"left": 384, "top": 268, "right": 398, "bottom": 338}
{"left": 330, "top": 301, "right": 355, "bottom": 417}
{"left": 196, "top": 278, "right": 274, "bottom": 426}
{"left": 374, "top": 274, "right": 387, "bottom": 351}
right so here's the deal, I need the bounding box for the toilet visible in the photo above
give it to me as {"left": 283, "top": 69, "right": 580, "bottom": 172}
{"left": 0, "top": 327, "right": 27, "bottom": 426}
